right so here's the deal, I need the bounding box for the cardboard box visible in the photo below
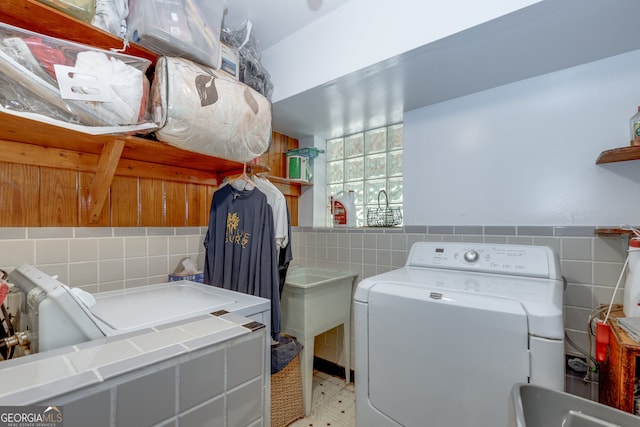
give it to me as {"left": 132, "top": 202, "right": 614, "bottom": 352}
{"left": 169, "top": 257, "right": 203, "bottom": 282}
{"left": 168, "top": 272, "right": 204, "bottom": 283}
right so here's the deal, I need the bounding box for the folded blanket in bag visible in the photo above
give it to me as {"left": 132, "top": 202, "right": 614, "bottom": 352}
{"left": 0, "top": 22, "right": 155, "bottom": 134}
{"left": 152, "top": 56, "right": 271, "bottom": 163}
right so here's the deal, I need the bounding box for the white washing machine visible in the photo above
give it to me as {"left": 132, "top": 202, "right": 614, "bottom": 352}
{"left": 354, "top": 242, "right": 565, "bottom": 427}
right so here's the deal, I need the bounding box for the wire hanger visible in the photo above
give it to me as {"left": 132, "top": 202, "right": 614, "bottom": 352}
{"left": 227, "top": 163, "right": 255, "bottom": 191}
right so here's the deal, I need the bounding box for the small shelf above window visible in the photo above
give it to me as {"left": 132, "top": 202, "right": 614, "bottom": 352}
{"left": 596, "top": 145, "right": 640, "bottom": 164}
{"left": 264, "top": 175, "right": 313, "bottom": 186}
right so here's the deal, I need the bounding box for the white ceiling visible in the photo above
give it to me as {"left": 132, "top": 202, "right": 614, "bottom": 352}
{"left": 222, "top": 0, "right": 349, "bottom": 50}
{"left": 222, "top": 0, "right": 640, "bottom": 141}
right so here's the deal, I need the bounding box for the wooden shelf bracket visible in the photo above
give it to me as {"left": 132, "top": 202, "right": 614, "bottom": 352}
{"left": 88, "top": 139, "right": 125, "bottom": 224}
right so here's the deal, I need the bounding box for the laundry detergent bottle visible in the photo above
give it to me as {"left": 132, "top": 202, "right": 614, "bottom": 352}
{"left": 624, "top": 237, "right": 640, "bottom": 317}
{"left": 331, "top": 190, "right": 355, "bottom": 227}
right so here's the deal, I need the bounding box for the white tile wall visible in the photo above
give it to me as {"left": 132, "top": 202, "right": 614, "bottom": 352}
{"left": 291, "top": 227, "right": 628, "bottom": 371}
{"left": 0, "top": 227, "right": 208, "bottom": 294}
{"left": 0, "top": 225, "right": 628, "bottom": 373}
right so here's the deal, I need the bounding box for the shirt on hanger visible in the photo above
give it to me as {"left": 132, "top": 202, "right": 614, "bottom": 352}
{"left": 203, "top": 184, "right": 281, "bottom": 341}
{"left": 253, "top": 175, "right": 289, "bottom": 249}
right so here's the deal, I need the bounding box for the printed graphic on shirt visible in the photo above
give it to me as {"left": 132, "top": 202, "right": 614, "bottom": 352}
{"left": 225, "top": 212, "right": 250, "bottom": 248}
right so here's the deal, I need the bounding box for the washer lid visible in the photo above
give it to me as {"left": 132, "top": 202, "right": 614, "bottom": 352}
{"left": 355, "top": 266, "right": 563, "bottom": 339}
{"left": 90, "top": 281, "right": 267, "bottom": 332}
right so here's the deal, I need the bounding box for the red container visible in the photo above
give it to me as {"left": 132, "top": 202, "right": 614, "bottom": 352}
{"left": 595, "top": 321, "right": 611, "bottom": 362}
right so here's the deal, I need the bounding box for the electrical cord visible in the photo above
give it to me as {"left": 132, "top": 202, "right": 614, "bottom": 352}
{"left": 565, "top": 330, "right": 596, "bottom": 365}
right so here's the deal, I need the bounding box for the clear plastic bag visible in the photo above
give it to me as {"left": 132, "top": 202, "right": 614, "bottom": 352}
{"left": 0, "top": 22, "right": 157, "bottom": 134}
{"left": 222, "top": 20, "right": 273, "bottom": 101}
{"left": 92, "top": 0, "right": 129, "bottom": 38}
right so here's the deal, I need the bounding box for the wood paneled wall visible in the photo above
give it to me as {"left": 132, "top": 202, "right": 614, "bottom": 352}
{"left": 0, "top": 132, "right": 299, "bottom": 227}
{"left": 256, "top": 132, "right": 300, "bottom": 226}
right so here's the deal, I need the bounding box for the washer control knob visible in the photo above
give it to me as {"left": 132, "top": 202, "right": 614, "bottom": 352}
{"left": 463, "top": 250, "right": 479, "bottom": 263}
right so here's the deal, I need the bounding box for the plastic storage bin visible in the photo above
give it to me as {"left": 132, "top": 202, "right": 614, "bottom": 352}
{"left": 127, "top": 0, "right": 225, "bottom": 69}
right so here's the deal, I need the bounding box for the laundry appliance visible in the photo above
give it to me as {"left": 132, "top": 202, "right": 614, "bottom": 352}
{"left": 5, "top": 264, "right": 270, "bottom": 354}
{"left": 354, "top": 242, "right": 565, "bottom": 427}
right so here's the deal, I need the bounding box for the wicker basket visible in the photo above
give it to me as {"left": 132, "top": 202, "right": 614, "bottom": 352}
{"left": 271, "top": 354, "right": 304, "bottom": 427}
{"left": 366, "top": 190, "right": 402, "bottom": 227}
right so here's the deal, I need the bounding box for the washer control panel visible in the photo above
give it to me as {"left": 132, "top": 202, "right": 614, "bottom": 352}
{"left": 406, "top": 242, "right": 556, "bottom": 279}
{"left": 463, "top": 249, "right": 479, "bottom": 263}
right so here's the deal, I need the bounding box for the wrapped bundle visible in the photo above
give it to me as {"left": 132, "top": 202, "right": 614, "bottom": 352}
{"left": 152, "top": 56, "right": 271, "bottom": 163}
{"left": 0, "top": 22, "right": 156, "bottom": 134}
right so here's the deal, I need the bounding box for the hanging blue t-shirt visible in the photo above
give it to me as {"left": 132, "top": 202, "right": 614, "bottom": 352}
{"left": 203, "top": 184, "right": 280, "bottom": 341}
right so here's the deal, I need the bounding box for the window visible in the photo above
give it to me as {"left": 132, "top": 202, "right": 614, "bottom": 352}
{"left": 326, "top": 123, "right": 403, "bottom": 227}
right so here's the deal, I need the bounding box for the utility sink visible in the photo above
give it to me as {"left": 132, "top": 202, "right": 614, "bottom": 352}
{"left": 511, "top": 383, "right": 639, "bottom": 426}
{"left": 280, "top": 267, "right": 357, "bottom": 416}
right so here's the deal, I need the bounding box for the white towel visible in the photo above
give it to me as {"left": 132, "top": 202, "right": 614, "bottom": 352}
{"left": 616, "top": 317, "right": 640, "bottom": 342}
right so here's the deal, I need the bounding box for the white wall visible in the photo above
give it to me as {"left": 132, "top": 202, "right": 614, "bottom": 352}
{"left": 403, "top": 48, "right": 640, "bottom": 226}
{"left": 297, "top": 135, "right": 327, "bottom": 227}
{"left": 263, "top": 0, "right": 539, "bottom": 102}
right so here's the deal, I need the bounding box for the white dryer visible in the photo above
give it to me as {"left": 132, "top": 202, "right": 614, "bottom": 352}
{"left": 354, "top": 242, "right": 565, "bottom": 427}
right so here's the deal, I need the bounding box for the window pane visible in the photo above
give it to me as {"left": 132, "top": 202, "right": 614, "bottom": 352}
{"left": 366, "top": 153, "right": 387, "bottom": 179}
{"left": 345, "top": 157, "right": 364, "bottom": 182}
{"left": 327, "top": 160, "right": 344, "bottom": 184}
{"left": 345, "top": 182, "right": 363, "bottom": 205}
{"left": 326, "top": 138, "right": 344, "bottom": 161}
{"left": 345, "top": 133, "right": 364, "bottom": 158}
{"left": 388, "top": 124, "right": 403, "bottom": 150}
{"left": 365, "top": 179, "right": 387, "bottom": 205}
{"left": 328, "top": 182, "right": 343, "bottom": 193}
{"left": 326, "top": 123, "right": 403, "bottom": 228}
{"left": 327, "top": 184, "right": 344, "bottom": 199}
{"left": 365, "top": 128, "right": 387, "bottom": 154}
{"left": 388, "top": 150, "right": 403, "bottom": 177}
{"left": 388, "top": 178, "right": 403, "bottom": 203}
{"left": 355, "top": 206, "right": 364, "bottom": 227}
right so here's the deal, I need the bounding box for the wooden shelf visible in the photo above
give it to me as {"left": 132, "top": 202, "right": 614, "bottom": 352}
{"left": 0, "top": 111, "right": 254, "bottom": 223}
{"left": 0, "top": 0, "right": 304, "bottom": 224}
{"left": 596, "top": 145, "right": 640, "bottom": 164}
{"left": 264, "top": 175, "right": 313, "bottom": 186}
{"left": 0, "top": 111, "right": 247, "bottom": 181}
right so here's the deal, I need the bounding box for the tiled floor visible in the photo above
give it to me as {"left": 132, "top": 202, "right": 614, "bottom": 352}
{"left": 288, "top": 371, "right": 355, "bottom": 427}
{"left": 286, "top": 369, "right": 600, "bottom": 427}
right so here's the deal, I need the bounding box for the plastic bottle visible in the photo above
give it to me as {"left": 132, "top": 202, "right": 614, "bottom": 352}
{"left": 623, "top": 237, "right": 640, "bottom": 317}
{"left": 630, "top": 106, "right": 640, "bottom": 146}
{"left": 332, "top": 190, "right": 356, "bottom": 227}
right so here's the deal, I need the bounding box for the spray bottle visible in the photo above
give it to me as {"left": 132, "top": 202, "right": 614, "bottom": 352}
{"left": 332, "top": 190, "right": 355, "bottom": 227}
{"left": 624, "top": 237, "right": 640, "bottom": 317}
